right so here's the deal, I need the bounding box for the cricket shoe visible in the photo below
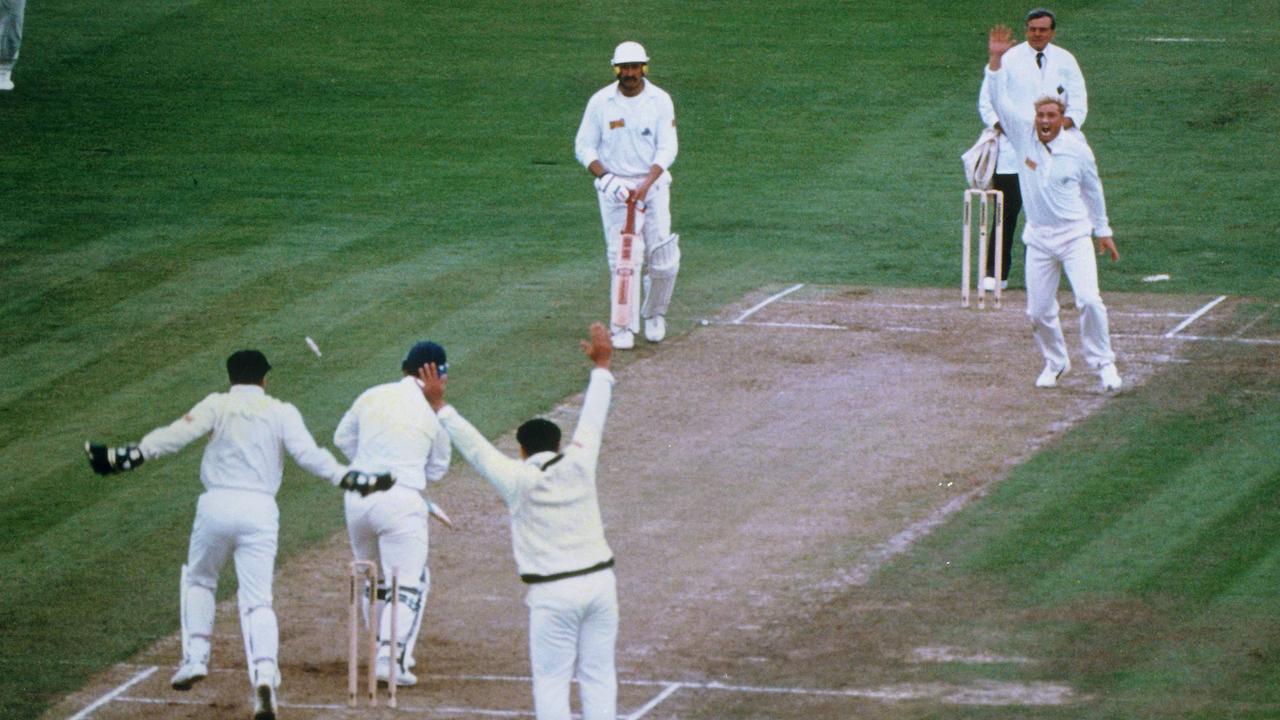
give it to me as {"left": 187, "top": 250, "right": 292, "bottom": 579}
{"left": 376, "top": 655, "right": 417, "bottom": 687}
{"left": 611, "top": 330, "right": 635, "bottom": 350}
{"left": 982, "top": 277, "right": 1009, "bottom": 291}
{"left": 252, "top": 682, "right": 278, "bottom": 720}
{"left": 644, "top": 316, "right": 666, "bottom": 343}
{"left": 1099, "top": 363, "right": 1123, "bottom": 392}
{"left": 170, "top": 659, "right": 208, "bottom": 690}
{"left": 0, "top": 69, "right": 12, "bottom": 91}
{"left": 1035, "top": 359, "right": 1070, "bottom": 388}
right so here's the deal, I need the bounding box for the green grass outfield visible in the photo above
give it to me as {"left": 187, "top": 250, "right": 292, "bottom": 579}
{"left": 2, "top": 1, "right": 1278, "bottom": 717}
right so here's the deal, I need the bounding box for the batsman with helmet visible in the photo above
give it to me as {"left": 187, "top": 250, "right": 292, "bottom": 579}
{"left": 332, "top": 340, "right": 454, "bottom": 688}
{"left": 575, "top": 41, "right": 681, "bottom": 350}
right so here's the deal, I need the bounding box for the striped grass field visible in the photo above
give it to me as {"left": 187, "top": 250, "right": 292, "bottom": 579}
{"left": 2, "top": 1, "right": 1278, "bottom": 717}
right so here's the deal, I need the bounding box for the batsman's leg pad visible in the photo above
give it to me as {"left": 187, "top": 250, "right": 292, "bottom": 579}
{"left": 641, "top": 233, "right": 680, "bottom": 318}
{"left": 398, "top": 567, "right": 430, "bottom": 669}
{"left": 380, "top": 576, "right": 428, "bottom": 666}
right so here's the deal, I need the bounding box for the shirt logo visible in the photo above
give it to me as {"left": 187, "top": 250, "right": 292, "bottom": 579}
{"left": 609, "top": 119, "right": 625, "bottom": 129}
{"left": 1025, "top": 158, "right": 1038, "bottom": 170}
{"left": 641, "top": 128, "right": 651, "bottom": 136}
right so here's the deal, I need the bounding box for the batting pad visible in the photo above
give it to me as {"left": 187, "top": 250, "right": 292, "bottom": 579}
{"left": 642, "top": 233, "right": 680, "bottom": 318}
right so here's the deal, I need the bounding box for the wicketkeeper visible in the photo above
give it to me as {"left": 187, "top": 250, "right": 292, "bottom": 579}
{"left": 84, "top": 350, "right": 380, "bottom": 720}
{"left": 575, "top": 41, "right": 681, "bottom": 350}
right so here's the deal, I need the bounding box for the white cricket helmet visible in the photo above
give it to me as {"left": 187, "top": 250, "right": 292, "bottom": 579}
{"left": 612, "top": 41, "right": 649, "bottom": 65}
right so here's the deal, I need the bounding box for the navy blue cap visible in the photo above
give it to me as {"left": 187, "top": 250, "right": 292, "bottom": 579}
{"left": 227, "top": 350, "right": 271, "bottom": 384}
{"left": 402, "top": 341, "right": 447, "bottom": 375}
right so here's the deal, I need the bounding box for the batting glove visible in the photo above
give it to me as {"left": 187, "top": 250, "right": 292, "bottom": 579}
{"left": 593, "top": 173, "right": 631, "bottom": 204}
{"left": 85, "top": 442, "right": 146, "bottom": 475}
{"left": 339, "top": 471, "right": 395, "bottom": 496}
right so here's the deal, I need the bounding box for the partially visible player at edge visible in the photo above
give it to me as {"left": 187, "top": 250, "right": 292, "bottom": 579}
{"left": 84, "top": 350, "right": 388, "bottom": 720}
{"left": 575, "top": 41, "right": 681, "bottom": 350}
{"left": 984, "top": 25, "right": 1122, "bottom": 392}
{"left": 419, "top": 323, "right": 620, "bottom": 720}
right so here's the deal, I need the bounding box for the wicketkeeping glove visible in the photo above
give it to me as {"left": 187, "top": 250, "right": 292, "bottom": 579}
{"left": 339, "top": 471, "right": 395, "bottom": 497}
{"left": 85, "top": 442, "right": 145, "bottom": 475}
{"left": 593, "top": 173, "right": 631, "bottom": 204}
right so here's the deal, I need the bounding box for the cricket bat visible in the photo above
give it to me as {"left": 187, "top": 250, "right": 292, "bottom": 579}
{"left": 611, "top": 193, "right": 642, "bottom": 331}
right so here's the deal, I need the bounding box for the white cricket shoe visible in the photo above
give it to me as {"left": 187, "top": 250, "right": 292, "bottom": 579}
{"left": 170, "top": 659, "right": 208, "bottom": 690}
{"left": 252, "top": 681, "right": 278, "bottom": 720}
{"left": 644, "top": 316, "right": 666, "bottom": 343}
{"left": 376, "top": 655, "right": 417, "bottom": 687}
{"left": 0, "top": 69, "right": 14, "bottom": 91}
{"left": 1035, "top": 360, "right": 1070, "bottom": 388}
{"left": 1099, "top": 363, "right": 1123, "bottom": 392}
{"left": 611, "top": 330, "right": 634, "bottom": 350}
{"left": 982, "top": 276, "right": 997, "bottom": 292}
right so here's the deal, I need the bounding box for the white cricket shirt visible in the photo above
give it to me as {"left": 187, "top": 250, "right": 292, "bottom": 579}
{"left": 437, "top": 368, "right": 615, "bottom": 578}
{"left": 985, "top": 65, "right": 1112, "bottom": 251}
{"left": 334, "top": 375, "right": 451, "bottom": 491}
{"left": 139, "top": 384, "right": 346, "bottom": 495}
{"left": 575, "top": 80, "right": 678, "bottom": 178}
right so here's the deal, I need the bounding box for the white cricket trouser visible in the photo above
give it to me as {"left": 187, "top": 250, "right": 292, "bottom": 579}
{"left": 597, "top": 176, "right": 674, "bottom": 319}
{"left": 344, "top": 484, "right": 430, "bottom": 663}
{"left": 0, "top": 0, "right": 24, "bottom": 64}
{"left": 184, "top": 488, "right": 279, "bottom": 683}
{"left": 526, "top": 569, "right": 618, "bottom": 720}
{"left": 1025, "top": 236, "right": 1116, "bottom": 370}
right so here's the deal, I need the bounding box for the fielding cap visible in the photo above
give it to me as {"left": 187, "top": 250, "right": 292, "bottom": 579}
{"left": 612, "top": 41, "right": 648, "bottom": 65}
{"left": 402, "top": 341, "right": 447, "bottom": 375}
{"left": 226, "top": 349, "right": 271, "bottom": 384}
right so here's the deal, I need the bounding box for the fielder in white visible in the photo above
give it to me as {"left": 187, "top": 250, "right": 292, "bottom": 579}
{"left": 0, "top": 0, "right": 23, "bottom": 91}
{"left": 985, "top": 25, "right": 1122, "bottom": 392}
{"left": 334, "top": 340, "right": 453, "bottom": 686}
{"left": 85, "top": 350, "right": 369, "bottom": 720}
{"left": 977, "top": 7, "right": 1089, "bottom": 291}
{"left": 575, "top": 40, "right": 680, "bottom": 350}
{"left": 420, "top": 323, "right": 619, "bottom": 720}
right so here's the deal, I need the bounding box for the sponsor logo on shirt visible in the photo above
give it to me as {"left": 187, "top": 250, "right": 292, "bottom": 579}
{"left": 609, "top": 119, "right": 625, "bottom": 129}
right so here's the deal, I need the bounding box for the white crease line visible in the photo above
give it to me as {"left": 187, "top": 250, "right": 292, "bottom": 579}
{"left": 114, "top": 695, "right": 533, "bottom": 717}
{"left": 780, "top": 299, "right": 953, "bottom": 310}
{"left": 68, "top": 665, "right": 158, "bottom": 720}
{"left": 1111, "top": 311, "right": 1195, "bottom": 318}
{"left": 1231, "top": 305, "right": 1275, "bottom": 339}
{"left": 1143, "top": 37, "right": 1226, "bottom": 42}
{"left": 624, "top": 682, "right": 683, "bottom": 719}
{"left": 733, "top": 284, "right": 805, "bottom": 323}
{"left": 827, "top": 486, "right": 986, "bottom": 589}
{"left": 885, "top": 325, "right": 941, "bottom": 334}
{"left": 1114, "top": 332, "right": 1280, "bottom": 347}
{"left": 106, "top": 672, "right": 1076, "bottom": 712}
{"left": 1164, "top": 295, "right": 1227, "bottom": 337}
{"left": 734, "top": 320, "right": 846, "bottom": 331}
